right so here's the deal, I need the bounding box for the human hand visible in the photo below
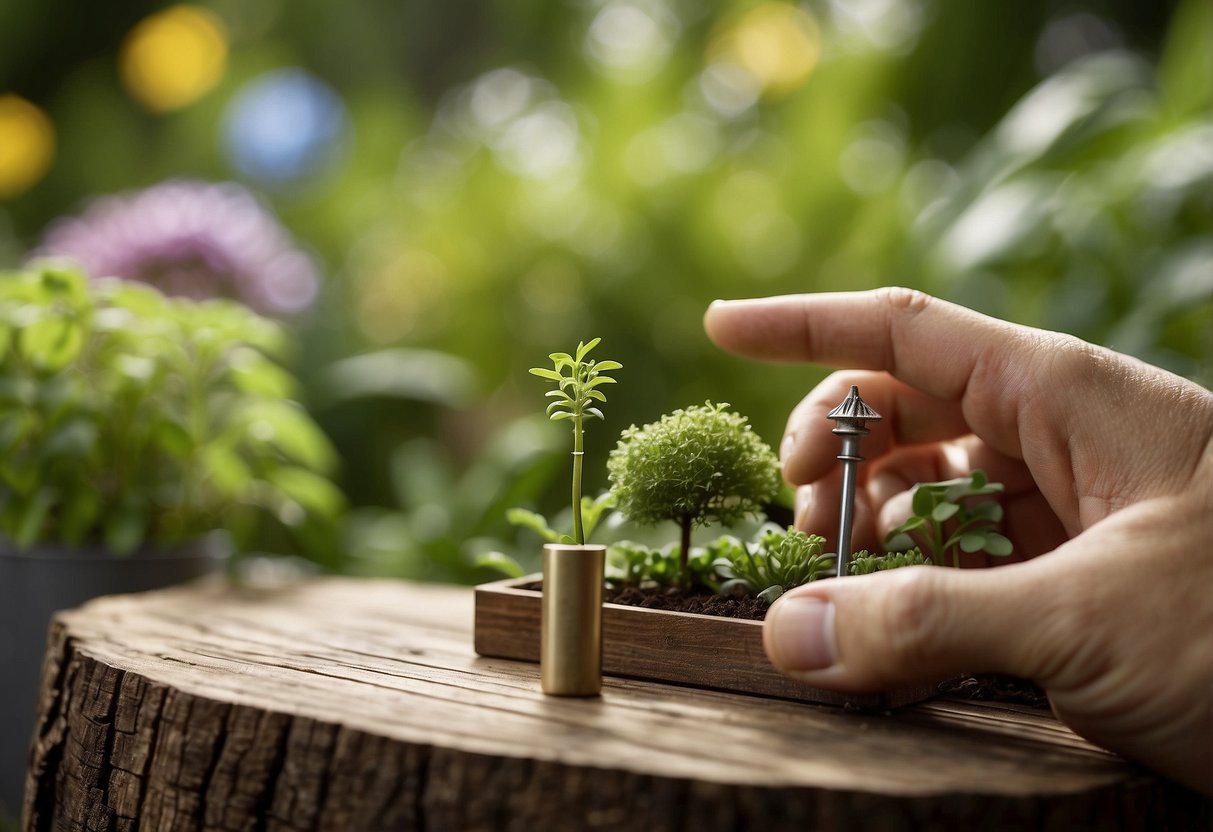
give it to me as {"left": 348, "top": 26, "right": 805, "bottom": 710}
{"left": 704, "top": 288, "right": 1213, "bottom": 794}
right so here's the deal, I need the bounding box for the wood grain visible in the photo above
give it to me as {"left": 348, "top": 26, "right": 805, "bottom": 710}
{"left": 475, "top": 574, "right": 936, "bottom": 709}
{"left": 23, "top": 576, "right": 1211, "bottom": 831}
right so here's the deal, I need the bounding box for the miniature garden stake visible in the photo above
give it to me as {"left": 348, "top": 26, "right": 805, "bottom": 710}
{"left": 529, "top": 338, "right": 620, "bottom": 696}
{"left": 827, "top": 386, "right": 882, "bottom": 578}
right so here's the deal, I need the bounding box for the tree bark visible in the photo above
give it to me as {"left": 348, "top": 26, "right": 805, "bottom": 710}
{"left": 23, "top": 577, "right": 1212, "bottom": 831}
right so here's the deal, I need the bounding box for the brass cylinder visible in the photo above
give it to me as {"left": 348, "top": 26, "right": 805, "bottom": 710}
{"left": 540, "top": 543, "right": 605, "bottom": 696}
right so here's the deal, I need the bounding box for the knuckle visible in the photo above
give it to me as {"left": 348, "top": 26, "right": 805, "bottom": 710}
{"left": 877, "top": 286, "right": 933, "bottom": 316}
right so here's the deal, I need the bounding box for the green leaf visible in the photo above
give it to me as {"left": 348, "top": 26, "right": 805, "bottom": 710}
{"left": 38, "top": 267, "right": 89, "bottom": 307}
{"left": 592, "top": 360, "right": 621, "bottom": 372}
{"left": 575, "top": 337, "right": 601, "bottom": 362}
{"left": 581, "top": 491, "right": 616, "bottom": 540}
{"left": 971, "top": 501, "right": 1004, "bottom": 522}
{"left": 885, "top": 533, "right": 915, "bottom": 551}
{"left": 888, "top": 515, "right": 925, "bottom": 535}
{"left": 546, "top": 400, "right": 572, "bottom": 415}
{"left": 528, "top": 367, "right": 563, "bottom": 381}
{"left": 237, "top": 400, "right": 337, "bottom": 472}
{"left": 505, "top": 507, "right": 563, "bottom": 542}
{"left": 757, "top": 585, "right": 784, "bottom": 603}
{"left": 587, "top": 389, "right": 607, "bottom": 402}
{"left": 471, "top": 550, "right": 525, "bottom": 578}
{"left": 931, "top": 502, "right": 960, "bottom": 522}
{"left": 228, "top": 347, "right": 297, "bottom": 398}
{"left": 20, "top": 317, "right": 85, "bottom": 372}
{"left": 201, "top": 445, "right": 253, "bottom": 498}
{"left": 585, "top": 407, "right": 604, "bottom": 420}
{"left": 550, "top": 411, "right": 575, "bottom": 421}
{"left": 152, "top": 418, "right": 193, "bottom": 458}
{"left": 586, "top": 376, "right": 617, "bottom": 387}
{"left": 959, "top": 532, "right": 988, "bottom": 553}
{"left": 911, "top": 485, "right": 937, "bottom": 517}
{"left": 983, "top": 533, "right": 1014, "bottom": 556}
{"left": 548, "top": 352, "right": 573, "bottom": 365}
{"left": 266, "top": 467, "right": 345, "bottom": 518}
{"left": 970, "top": 469, "right": 988, "bottom": 489}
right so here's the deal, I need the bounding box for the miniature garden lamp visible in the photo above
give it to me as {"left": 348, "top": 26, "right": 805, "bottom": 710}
{"left": 827, "top": 385, "right": 882, "bottom": 578}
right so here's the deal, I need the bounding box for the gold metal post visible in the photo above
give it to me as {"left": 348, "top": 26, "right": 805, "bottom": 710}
{"left": 540, "top": 543, "right": 605, "bottom": 696}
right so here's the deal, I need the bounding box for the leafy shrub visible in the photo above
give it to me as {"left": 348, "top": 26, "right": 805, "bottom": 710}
{"left": 0, "top": 265, "right": 342, "bottom": 556}
{"left": 607, "top": 402, "right": 780, "bottom": 580}
{"left": 606, "top": 541, "right": 679, "bottom": 588}
{"left": 884, "top": 471, "right": 1012, "bottom": 567}
{"left": 713, "top": 527, "right": 834, "bottom": 603}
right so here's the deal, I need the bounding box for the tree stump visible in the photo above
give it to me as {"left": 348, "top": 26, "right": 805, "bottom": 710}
{"left": 23, "top": 577, "right": 1211, "bottom": 831}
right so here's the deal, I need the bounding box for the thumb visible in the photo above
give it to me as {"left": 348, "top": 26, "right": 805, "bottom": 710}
{"left": 763, "top": 562, "right": 1062, "bottom": 692}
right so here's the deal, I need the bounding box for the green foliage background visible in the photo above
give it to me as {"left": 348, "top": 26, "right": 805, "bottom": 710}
{"left": 1, "top": 0, "right": 1209, "bottom": 580}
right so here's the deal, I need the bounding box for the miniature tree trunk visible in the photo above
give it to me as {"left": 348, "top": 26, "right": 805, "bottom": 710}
{"left": 678, "top": 516, "right": 692, "bottom": 584}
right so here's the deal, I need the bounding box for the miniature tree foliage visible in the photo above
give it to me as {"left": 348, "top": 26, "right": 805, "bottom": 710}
{"left": 528, "top": 338, "right": 621, "bottom": 544}
{"left": 607, "top": 402, "right": 780, "bottom": 579}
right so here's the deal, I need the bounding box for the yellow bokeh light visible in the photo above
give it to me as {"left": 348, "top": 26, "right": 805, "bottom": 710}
{"left": 711, "top": 3, "right": 821, "bottom": 96}
{"left": 120, "top": 5, "right": 228, "bottom": 113}
{"left": 355, "top": 249, "right": 451, "bottom": 344}
{"left": 0, "top": 94, "right": 55, "bottom": 199}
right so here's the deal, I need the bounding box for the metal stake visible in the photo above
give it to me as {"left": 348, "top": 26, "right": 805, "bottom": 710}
{"left": 827, "top": 386, "right": 882, "bottom": 578}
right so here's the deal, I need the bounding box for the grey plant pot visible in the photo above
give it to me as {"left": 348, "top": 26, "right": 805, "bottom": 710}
{"left": 0, "top": 535, "right": 229, "bottom": 819}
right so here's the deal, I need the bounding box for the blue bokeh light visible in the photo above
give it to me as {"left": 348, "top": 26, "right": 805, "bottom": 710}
{"left": 222, "top": 68, "right": 349, "bottom": 185}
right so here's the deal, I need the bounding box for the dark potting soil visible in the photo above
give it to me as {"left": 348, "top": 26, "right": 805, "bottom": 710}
{"left": 604, "top": 584, "right": 771, "bottom": 619}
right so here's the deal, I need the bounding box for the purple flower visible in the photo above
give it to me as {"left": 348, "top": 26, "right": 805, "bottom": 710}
{"left": 35, "top": 180, "right": 319, "bottom": 315}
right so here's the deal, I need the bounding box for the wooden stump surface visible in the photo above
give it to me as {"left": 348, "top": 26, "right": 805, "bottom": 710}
{"left": 23, "top": 576, "right": 1211, "bottom": 831}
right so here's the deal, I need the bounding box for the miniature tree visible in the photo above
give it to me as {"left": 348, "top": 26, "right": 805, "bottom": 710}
{"left": 528, "top": 338, "right": 621, "bottom": 544}
{"left": 607, "top": 402, "right": 780, "bottom": 582}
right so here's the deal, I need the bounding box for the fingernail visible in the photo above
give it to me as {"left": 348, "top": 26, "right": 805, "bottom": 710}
{"left": 767, "top": 596, "right": 837, "bottom": 672}
{"left": 779, "top": 432, "right": 796, "bottom": 464}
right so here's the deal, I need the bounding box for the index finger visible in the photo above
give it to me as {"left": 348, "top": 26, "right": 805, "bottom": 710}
{"left": 703, "top": 287, "right": 1025, "bottom": 402}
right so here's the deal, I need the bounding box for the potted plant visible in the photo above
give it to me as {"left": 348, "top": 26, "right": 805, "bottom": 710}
{"left": 0, "top": 264, "right": 342, "bottom": 814}
{"left": 524, "top": 339, "right": 621, "bottom": 694}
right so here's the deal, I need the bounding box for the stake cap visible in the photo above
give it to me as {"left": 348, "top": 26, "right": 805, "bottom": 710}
{"left": 827, "top": 385, "right": 882, "bottom": 434}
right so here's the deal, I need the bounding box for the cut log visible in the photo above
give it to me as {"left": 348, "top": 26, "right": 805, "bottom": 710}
{"left": 23, "top": 577, "right": 1212, "bottom": 831}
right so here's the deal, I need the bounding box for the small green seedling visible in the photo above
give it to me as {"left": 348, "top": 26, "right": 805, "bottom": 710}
{"left": 884, "top": 470, "right": 1012, "bottom": 568}
{"left": 607, "top": 402, "right": 780, "bottom": 583}
{"left": 849, "top": 548, "right": 931, "bottom": 574}
{"left": 529, "top": 338, "right": 621, "bottom": 544}
{"left": 713, "top": 527, "right": 835, "bottom": 603}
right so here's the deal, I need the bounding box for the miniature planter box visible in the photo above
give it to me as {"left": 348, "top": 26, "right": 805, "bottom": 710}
{"left": 474, "top": 574, "right": 938, "bottom": 710}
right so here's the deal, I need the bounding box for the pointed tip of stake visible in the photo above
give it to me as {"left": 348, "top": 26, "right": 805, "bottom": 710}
{"left": 827, "top": 385, "right": 882, "bottom": 422}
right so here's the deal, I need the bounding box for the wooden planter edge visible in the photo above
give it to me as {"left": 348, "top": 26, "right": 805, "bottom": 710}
{"left": 474, "top": 574, "right": 938, "bottom": 710}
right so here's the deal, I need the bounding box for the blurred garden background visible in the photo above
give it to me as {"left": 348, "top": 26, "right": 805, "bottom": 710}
{"left": 2, "top": 0, "right": 1210, "bottom": 582}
